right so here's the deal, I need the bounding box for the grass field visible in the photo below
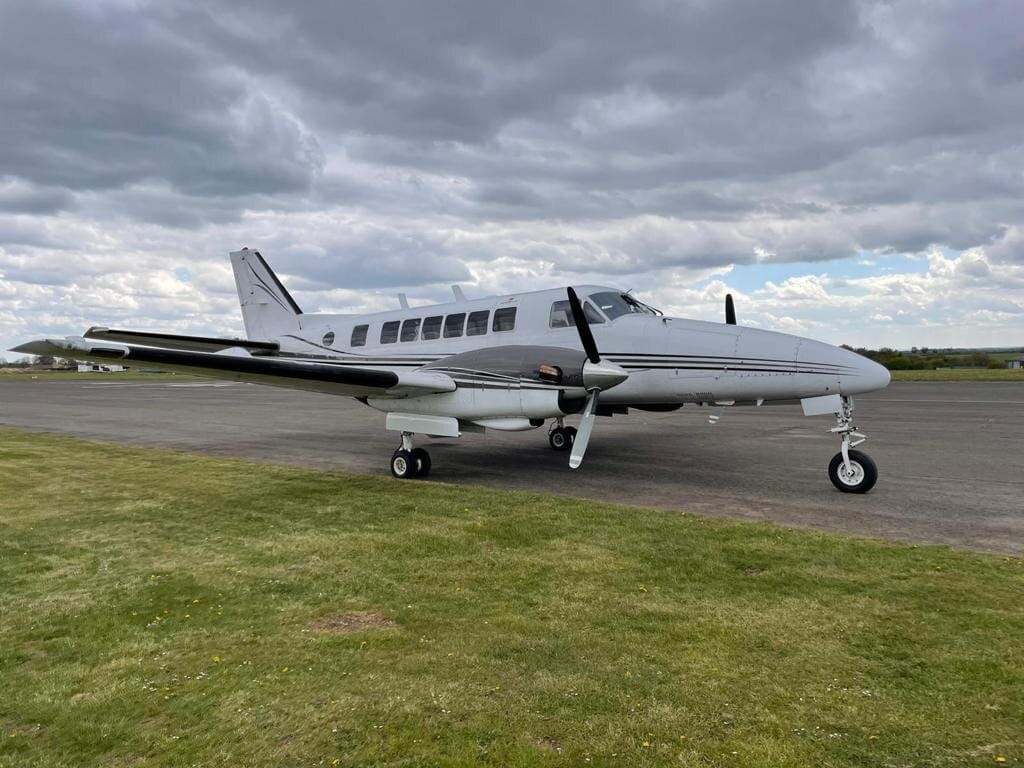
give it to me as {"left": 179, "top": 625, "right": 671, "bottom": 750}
{"left": 1, "top": 428, "right": 1021, "bottom": 767}
{"left": 890, "top": 368, "right": 1024, "bottom": 381}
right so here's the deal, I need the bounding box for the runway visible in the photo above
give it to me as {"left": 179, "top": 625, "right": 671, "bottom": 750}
{"left": 2, "top": 379, "right": 1021, "bottom": 554}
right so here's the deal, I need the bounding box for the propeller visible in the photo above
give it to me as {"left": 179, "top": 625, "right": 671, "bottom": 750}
{"left": 567, "top": 287, "right": 600, "bottom": 364}
{"left": 565, "top": 287, "right": 628, "bottom": 469}
{"left": 725, "top": 293, "right": 736, "bottom": 325}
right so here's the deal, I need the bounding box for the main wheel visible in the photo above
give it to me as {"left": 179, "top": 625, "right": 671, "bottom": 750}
{"left": 549, "top": 427, "right": 572, "bottom": 451}
{"left": 390, "top": 449, "right": 419, "bottom": 479}
{"left": 411, "top": 447, "right": 431, "bottom": 477}
{"left": 828, "top": 449, "right": 878, "bottom": 493}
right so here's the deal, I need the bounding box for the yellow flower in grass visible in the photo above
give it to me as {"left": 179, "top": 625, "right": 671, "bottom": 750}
{"left": 212, "top": 656, "right": 221, "bottom": 663}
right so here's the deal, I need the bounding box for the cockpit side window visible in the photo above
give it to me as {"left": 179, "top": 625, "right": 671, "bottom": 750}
{"left": 589, "top": 291, "right": 658, "bottom": 320}
{"left": 549, "top": 300, "right": 605, "bottom": 328}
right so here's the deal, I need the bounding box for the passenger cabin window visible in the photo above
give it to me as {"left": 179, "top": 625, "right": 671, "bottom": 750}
{"left": 400, "top": 318, "right": 421, "bottom": 342}
{"left": 350, "top": 325, "right": 368, "bottom": 347}
{"left": 444, "top": 313, "right": 465, "bottom": 338}
{"left": 549, "top": 300, "right": 605, "bottom": 328}
{"left": 322, "top": 331, "right": 335, "bottom": 347}
{"left": 380, "top": 320, "right": 400, "bottom": 344}
{"left": 422, "top": 315, "right": 442, "bottom": 340}
{"left": 492, "top": 307, "right": 517, "bottom": 332}
{"left": 466, "top": 310, "right": 490, "bottom": 336}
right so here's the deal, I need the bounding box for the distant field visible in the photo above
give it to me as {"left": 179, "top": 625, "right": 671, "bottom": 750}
{"left": 0, "top": 370, "right": 197, "bottom": 382}
{"left": 890, "top": 368, "right": 1024, "bottom": 382}
{"left": 1, "top": 428, "right": 1021, "bottom": 767}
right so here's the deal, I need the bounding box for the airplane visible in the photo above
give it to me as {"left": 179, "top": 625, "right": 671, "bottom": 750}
{"left": 12, "top": 248, "right": 891, "bottom": 492}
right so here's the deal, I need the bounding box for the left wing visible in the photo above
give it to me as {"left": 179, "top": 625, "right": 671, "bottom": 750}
{"left": 10, "top": 329, "right": 454, "bottom": 398}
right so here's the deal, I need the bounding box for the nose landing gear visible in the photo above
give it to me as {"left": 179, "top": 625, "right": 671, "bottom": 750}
{"left": 827, "top": 396, "right": 877, "bottom": 493}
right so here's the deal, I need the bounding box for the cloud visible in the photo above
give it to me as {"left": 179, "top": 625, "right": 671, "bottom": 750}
{"left": 1, "top": 0, "right": 1023, "bottom": 354}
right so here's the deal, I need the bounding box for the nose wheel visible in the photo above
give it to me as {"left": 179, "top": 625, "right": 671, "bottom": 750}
{"left": 390, "top": 433, "right": 431, "bottom": 479}
{"left": 828, "top": 396, "right": 877, "bottom": 493}
{"left": 828, "top": 449, "right": 877, "bottom": 493}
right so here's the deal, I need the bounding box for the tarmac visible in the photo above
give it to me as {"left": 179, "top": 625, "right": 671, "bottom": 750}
{"left": 2, "top": 378, "right": 1022, "bottom": 554}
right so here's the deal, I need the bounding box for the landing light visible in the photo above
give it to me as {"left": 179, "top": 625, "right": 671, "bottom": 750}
{"left": 538, "top": 364, "right": 563, "bottom": 383}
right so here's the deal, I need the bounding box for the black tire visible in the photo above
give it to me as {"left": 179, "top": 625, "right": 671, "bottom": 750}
{"left": 564, "top": 426, "right": 578, "bottom": 444}
{"left": 549, "top": 427, "right": 570, "bottom": 451}
{"left": 828, "top": 449, "right": 878, "bottom": 493}
{"left": 390, "top": 449, "right": 419, "bottom": 479}
{"left": 411, "top": 447, "right": 431, "bottom": 477}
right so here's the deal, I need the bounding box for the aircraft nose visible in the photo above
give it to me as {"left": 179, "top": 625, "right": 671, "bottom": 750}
{"left": 846, "top": 350, "right": 891, "bottom": 393}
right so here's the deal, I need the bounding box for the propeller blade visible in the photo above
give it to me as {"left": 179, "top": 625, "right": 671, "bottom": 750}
{"left": 725, "top": 293, "right": 736, "bottom": 325}
{"left": 569, "top": 390, "right": 600, "bottom": 469}
{"left": 567, "top": 287, "right": 601, "bottom": 364}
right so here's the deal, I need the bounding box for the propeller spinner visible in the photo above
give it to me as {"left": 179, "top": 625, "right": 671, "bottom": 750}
{"left": 565, "top": 288, "right": 628, "bottom": 469}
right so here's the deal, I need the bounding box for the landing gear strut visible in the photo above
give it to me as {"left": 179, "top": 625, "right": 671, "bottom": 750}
{"left": 548, "top": 418, "right": 577, "bottom": 451}
{"left": 827, "top": 396, "right": 877, "bottom": 493}
{"left": 390, "top": 432, "right": 431, "bottom": 479}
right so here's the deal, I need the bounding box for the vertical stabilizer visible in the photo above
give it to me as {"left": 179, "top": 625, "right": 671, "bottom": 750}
{"left": 230, "top": 249, "right": 303, "bottom": 340}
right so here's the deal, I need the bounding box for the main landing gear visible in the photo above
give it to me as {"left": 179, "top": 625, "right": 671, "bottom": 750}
{"left": 827, "top": 395, "right": 878, "bottom": 493}
{"left": 390, "top": 432, "right": 431, "bottom": 479}
{"left": 548, "top": 418, "right": 577, "bottom": 451}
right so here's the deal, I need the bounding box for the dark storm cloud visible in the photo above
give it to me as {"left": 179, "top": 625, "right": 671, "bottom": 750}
{"left": 1, "top": 0, "right": 1023, "bottom": 280}
{"left": 0, "top": 2, "right": 323, "bottom": 199}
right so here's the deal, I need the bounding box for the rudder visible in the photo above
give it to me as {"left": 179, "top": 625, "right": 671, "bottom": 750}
{"left": 230, "top": 248, "right": 303, "bottom": 340}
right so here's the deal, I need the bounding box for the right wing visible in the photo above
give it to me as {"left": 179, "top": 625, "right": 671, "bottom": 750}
{"left": 11, "top": 329, "right": 454, "bottom": 399}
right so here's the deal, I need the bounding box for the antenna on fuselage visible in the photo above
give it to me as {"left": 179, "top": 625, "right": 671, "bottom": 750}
{"left": 451, "top": 285, "right": 466, "bottom": 302}
{"left": 397, "top": 293, "right": 409, "bottom": 310}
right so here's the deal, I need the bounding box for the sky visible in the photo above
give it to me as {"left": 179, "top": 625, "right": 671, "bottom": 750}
{"left": 2, "top": 0, "right": 1023, "bottom": 357}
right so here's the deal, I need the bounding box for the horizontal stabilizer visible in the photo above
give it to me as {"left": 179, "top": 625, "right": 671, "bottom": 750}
{"left": 85, "top": 327, "right": 278, "bottom": 354}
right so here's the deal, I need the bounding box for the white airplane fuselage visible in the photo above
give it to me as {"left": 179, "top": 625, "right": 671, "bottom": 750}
{"left": 266, "top": 284, "right": 890, "bottom": 426}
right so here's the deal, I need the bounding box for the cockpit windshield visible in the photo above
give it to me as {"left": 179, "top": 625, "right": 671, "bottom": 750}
{"left": 588, "top": 292, "right": 661, "bottom": 320}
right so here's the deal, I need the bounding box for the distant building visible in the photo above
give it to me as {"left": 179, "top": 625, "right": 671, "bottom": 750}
{"left": 1008, "top": 355, "right": 1024, "bottom": 370}
{"left": 77, "top": 363, "right": 126, "bottom": 373}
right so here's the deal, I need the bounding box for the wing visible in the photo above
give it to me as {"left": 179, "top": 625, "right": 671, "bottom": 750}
{"left": 10, "top": 328, "right": 454, "bottom": 398}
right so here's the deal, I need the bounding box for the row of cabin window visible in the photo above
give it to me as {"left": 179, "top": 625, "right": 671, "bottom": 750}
{"left": 348, "top": 306, "right": 517, "bottom": 347}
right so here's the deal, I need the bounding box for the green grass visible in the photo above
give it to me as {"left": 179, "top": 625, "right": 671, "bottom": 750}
{"left": 1, "top": 428, "right": 1021, "bottom": 767}
{"left": 890, "top": 368, "right": 1024, "bottom": 381}
{"left": 0, "top": 371, "right": 196, "bottom": 382}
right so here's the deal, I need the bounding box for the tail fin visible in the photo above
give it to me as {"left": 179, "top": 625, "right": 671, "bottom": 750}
{"left": 230, "top": 248, "right": 303, "bottom": 340}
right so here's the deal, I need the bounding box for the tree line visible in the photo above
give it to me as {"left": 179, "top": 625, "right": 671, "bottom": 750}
{"left": 840, "top": 346, "right": 1017, "bottom": 370}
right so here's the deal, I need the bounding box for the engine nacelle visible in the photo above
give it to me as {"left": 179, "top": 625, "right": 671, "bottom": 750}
{"left": 367, "top": 385, "right": 574, "bottom": 422}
